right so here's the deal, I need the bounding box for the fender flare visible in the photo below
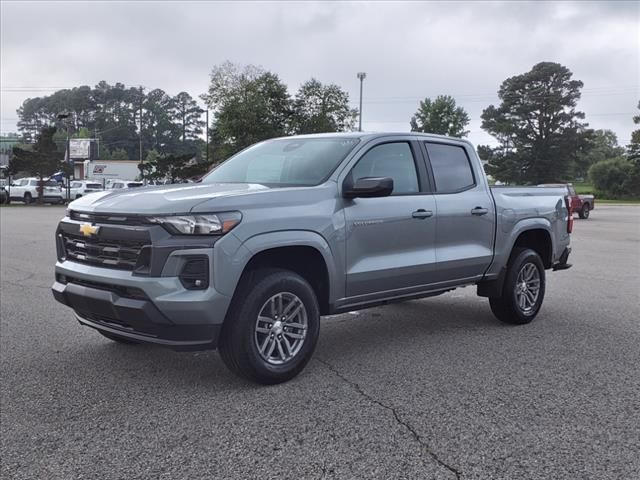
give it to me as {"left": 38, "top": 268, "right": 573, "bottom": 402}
{"left": 213, "top": 230, "right": 340, "bottom": 303}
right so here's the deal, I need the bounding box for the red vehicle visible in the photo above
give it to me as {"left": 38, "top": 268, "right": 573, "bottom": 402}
{"left": 539, "top": 183, "right": 595, "bottom": 219}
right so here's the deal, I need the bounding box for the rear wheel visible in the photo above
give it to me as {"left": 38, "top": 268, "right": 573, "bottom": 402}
{"left": 24, "top": 192, "right": 33, "bottom": 204}
{"left": 489, "top": 248, "right": 545, "bottom": 325}
{"left": 219, "top": 269, "right": 320, "bottom": 384}
{"left": 579, "top": 204, "right": 590, "bottom": 219}
{"left": 97, "top": 330, "right": 140, "bottom": 345}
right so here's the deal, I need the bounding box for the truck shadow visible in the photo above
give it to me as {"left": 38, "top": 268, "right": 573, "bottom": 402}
{"left": 63, "top": 298, "right": 501, "bottom": 385}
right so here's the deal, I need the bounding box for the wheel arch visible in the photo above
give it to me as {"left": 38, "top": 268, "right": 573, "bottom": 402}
{"left": 478, "top": 223, "right": 553, "bottom": 298}
{"left": 218, "top": 231, "right": 339, "bottom": 316}
{"left": 511, "top": 228, "right": 553, "bottom": 269}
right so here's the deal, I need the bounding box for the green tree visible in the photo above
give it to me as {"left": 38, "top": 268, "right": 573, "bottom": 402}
{"left": 172, "top": 92, "right": 205, "bottom": 143}
{"left": 624, "top": 101, "right": 640, "bottom": 196}
{"left": 410, "top": 95, "right": 470, "bottom": 137}
{"left": 110, "top": 148, "right": 129, "bottom": 160}
{"left": 588, "top": 157, "right": 636, "bottom": 199}
{"left": 205, "top": 63, "right": 292, "bottom": 159}
{"left": 481, "top": 62, "right": 591, "bottom": 184}
{"left": 10, "top": 127, "right": 62, "bottom": 202}
{"left": 574, "top": 129, "right": 624, "bottom": 178}
{"left": 291, "top": 79, "right": 357, "bottom": 134}
{"left": 628, "top": 101, "right": 640, "bottom": 160}
{"left": 139, "top": 152, "right": 210, "bottom": 183}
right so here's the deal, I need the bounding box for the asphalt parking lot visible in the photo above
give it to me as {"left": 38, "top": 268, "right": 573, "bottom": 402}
{"left": 1, "top": 205, "right": 639, "bottom": 480}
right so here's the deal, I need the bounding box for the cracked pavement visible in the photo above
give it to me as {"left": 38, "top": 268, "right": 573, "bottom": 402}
{"left": 2, "top": 205, "right": 639, "bottom": 479}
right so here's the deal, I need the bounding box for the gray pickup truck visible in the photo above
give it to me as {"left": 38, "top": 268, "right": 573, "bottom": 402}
{"left": 52, "top": 133, "right": 572, "bottom": 384}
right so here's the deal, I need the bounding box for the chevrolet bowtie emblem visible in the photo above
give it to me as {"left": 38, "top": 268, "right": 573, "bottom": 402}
{"left": 79, "top": 223, "right": 100, "bottom": 237}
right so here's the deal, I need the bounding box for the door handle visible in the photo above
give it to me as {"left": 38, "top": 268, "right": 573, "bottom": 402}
{"left": 471, "top": 206, "right": 489, "bottom": 216}
{"left": 412, "top": 209, "right": 433, "bottom": 219}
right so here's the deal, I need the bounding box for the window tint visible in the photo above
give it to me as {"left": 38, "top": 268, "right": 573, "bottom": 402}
{"left": 351, "top": 142, "right": 419, "bottom": 195}
{"left": 29, "top": 180, "right": 38, "bottom": 186}
{"left": 425, "top": 143, "right": 475, "bottom": 193}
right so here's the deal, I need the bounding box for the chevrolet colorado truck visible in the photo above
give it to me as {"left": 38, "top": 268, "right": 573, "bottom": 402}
{"left": 52, "top": 133, "right": 573, "bottom": 384}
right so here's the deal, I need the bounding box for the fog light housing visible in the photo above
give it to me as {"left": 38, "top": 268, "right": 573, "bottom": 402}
{"left": 179, "top": 256, "right": 209, "bottom": 290}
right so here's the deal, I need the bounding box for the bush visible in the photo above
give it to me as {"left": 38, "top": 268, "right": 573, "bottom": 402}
{"left": 588, "top": 157, "right": 639, "bottom": 199}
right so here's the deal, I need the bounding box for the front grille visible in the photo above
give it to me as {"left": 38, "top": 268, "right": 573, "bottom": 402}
{"left": 60, "top": 231, "right": 148, "bottom": 270}
{"left": 69, "top": 210, "right": 146, "bottom": 225}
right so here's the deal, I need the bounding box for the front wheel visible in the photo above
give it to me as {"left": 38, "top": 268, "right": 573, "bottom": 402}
{"left": 489, "top": 248, "right": 545, "bottom": 325}
{"left": 218, "top": 269, "right": 320, "bottom": 384}
{"left": 579, "top": 204, "right": 590, "bottom": 219}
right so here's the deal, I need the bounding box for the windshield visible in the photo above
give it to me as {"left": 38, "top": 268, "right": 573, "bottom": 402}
{"left": 202, "top": 137, "right": 360, "bottom": 186}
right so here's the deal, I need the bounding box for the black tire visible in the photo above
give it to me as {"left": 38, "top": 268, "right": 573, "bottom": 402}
{"left": 24, "top": 192, "right": 32, "bottom": 204}
{"left": 579, "top": 204, "right": 590, "bottom": 219}
{"left": 489, "top": 248, "right": 545, "bottom": 325}
{"left": 97, "top": 330, "right": 140, "bottom": 345}
{"left": 218, "top": 268, "right": 320, "bottom": 384}
{"left": 76, "top": 194, "right": 82, "bottom": 199}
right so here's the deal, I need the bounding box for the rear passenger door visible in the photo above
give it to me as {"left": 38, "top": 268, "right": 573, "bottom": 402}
{"left": 421, "top": 141, "right": 495, "bottom": 284}
{"left": 343, "top": 139, "right": 437, "bottom": 299}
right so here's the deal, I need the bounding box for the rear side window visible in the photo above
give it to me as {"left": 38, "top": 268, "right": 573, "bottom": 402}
{"left": 351, "top": 142, "right": 419, "bottom": 195}
{"left": 425, "top": 143, "right": 475, "bottom": 193}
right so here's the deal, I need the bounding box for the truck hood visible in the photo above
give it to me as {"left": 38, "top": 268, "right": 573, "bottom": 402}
{"left": 69, "top": 183, "right": 272, "bottom": 214}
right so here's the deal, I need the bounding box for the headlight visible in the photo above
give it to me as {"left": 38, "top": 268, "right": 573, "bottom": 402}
{"left": 148, "top": 211, "right": 241, "bottom": 235}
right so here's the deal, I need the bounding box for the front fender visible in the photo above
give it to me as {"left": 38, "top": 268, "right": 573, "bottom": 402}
{"left": 213, "top": 230, "right": 341, "bottom": 304}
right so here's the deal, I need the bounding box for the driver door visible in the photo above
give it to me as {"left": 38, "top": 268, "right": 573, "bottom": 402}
{"left": 342, "top": 140, "right": 437, "bottom": 300}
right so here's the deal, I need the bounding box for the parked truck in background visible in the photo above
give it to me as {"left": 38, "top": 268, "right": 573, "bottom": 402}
{"left": 52, "top": 133, "right": 573, "bottom": 384}
{"left": 539, "top": 183, "right": 595, "bottom": 219}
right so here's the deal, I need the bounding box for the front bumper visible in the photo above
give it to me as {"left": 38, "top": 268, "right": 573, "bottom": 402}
{"left": 52, "top": 258, "right": 231, "bottom": 350}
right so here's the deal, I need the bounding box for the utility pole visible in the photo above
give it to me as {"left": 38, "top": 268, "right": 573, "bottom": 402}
{"left": 138, "top": 86, "right": 144, "bottom": 182}
{"left": 205, "top": 108, "right": 209, "bottom": 164}
{"left": 357, "top": 72, "right": 367, "bottom": 132}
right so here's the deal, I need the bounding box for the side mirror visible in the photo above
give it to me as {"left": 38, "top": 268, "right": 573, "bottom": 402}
{"left": 343, "top": 176, "right": 394, "bottom": 198}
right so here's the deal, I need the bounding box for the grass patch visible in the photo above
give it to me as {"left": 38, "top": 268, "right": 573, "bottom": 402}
{"left": 573, "top": 182, "right": 594, "bottom": 194}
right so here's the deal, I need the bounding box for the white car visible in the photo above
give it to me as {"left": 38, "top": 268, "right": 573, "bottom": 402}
{"left": 8, "top": 178, "right": 64, "bottom": 204}
{"left": 66, "top": 180, "right": 103, "bottom": 200}
{"left": 107, "top": 180, "right": 144, "bottom": 190}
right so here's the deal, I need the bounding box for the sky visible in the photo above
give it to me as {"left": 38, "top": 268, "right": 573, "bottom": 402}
{"left": 1, "top": 0, "right": 639, "bottom": 148}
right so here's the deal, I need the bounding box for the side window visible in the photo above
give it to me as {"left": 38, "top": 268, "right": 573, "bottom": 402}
{"left": 72, "top": 182, "right": 81, "bottom": 188}
{"left": 425, "top": 143, "right": 475, "bottom": 193}
{"left": 351, "top": 142, "right": 419, "bottom": 195}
